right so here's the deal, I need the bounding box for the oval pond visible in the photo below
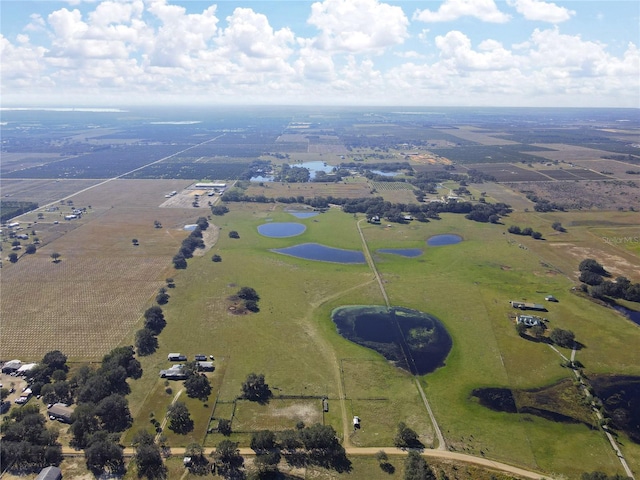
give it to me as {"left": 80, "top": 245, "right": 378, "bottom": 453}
{"left": 332, "top": 306, "right": 452, "bottom": 375}
{"left": 272, "top": 243, "right": 365, "bottom": 264}
{"left": 427, "top": 234, "right": 463, "bottom": 246}
{"left": 258, "top": 222, "right": 306, "bottom": 238}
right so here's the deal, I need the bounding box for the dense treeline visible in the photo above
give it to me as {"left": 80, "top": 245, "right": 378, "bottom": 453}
{"left": 222, "top": 190, "right": 512, "bottom": 224}
{"left": 578, "top": 259, "right": 640, "bottom": 302}
{"left": 173, "top": 216, "right": 209, "bottom": 269}
{"left": 1, "top": 200, "right": 39, "bottom": 222}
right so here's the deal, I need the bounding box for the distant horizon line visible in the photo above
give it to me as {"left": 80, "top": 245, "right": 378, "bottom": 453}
{"left": 2, "top": 105, "right": 638, "bottom": 112}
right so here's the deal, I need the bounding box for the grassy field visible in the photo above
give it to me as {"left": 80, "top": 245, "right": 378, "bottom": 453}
{"left": 2, "top": 177, "right": 640, "bottom": 479}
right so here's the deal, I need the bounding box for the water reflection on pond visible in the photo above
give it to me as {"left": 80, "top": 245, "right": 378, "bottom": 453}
{"left": 273, "top": 243, "right": 365, "bottom": 263}
{"left": 377, "top": 248, "right": 422, "bottom": 257}
{"left": 427, "top": 234, "right": 463, "bottom": 246}
{"left": 332, "top": 306, "right": 452, "bottom": 375}
{"left": 286, "top": 210, "right": 320, "bottom": 219}
{"left": 258, "top": 222, "right": 306, "bottom": 238}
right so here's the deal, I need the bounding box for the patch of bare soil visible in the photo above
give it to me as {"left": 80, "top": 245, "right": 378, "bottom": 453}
{"left": 549, "top": 243, "right": 636, "bottom": 279}
{"left": 192, "top": 225, "right": 219, "bottom": 256}
{"left": 272, "top": 403, "right": 320, "bottom": 423}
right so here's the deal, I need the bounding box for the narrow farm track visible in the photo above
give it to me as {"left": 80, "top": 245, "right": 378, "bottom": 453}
{"left": 547, "top": 344, "right": 636, "bottom": 480}
{"left": 12, "top": 133, "right": 227, "bottom": 220}
{"left": 155, "top": 388, "right": 184, "bottom": 443}
{"left": 355, "top": 218, "right": 447, "bottom": 450}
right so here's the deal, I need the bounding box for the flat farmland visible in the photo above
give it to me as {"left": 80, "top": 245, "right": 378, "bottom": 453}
{"left": 0, "top": 179, "right": 201, "bottom": 360}
{"left": 566, "top": 158, "right": 640, "bottom": 179}
{"left": 459, "top": 163, "right": 552, "bottom": 182}
{"left": 438, "top": 126, "right": 520, "bottom": 146}
{"left": 526, "top": 143, "right": 631, "bottom": 162}
{"left": 0, "top": 178, "right": 102, "bottom": 206}
{"left": 0, "top": 152, "right": 70, "bottom": 175}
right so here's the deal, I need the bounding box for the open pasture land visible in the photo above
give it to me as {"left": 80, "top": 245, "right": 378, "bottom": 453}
{"left": 0, "top": 179, "right": 201, "bottom": 360}
{"left": 121, "top": 202, "right": 640, "bottom": 477}
{"left": 357, "top": 214, "right": 640, "bottom": 475}
{"left": 566, "top": 158, "right": 640, "bottom": 179}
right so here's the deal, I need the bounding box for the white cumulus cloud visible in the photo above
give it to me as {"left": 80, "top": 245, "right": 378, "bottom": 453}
{"left": 307, "top": 0, "right": 409, "bottom": 53}
{"left": 507, "top": 0, "right": 575, "bottom": 23}
{"left": 413, "top": 0, "right": 511, "bottom": 23}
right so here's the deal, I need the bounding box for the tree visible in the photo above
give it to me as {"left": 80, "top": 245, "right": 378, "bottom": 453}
{"left": 50, "top": 252, "right": 61, "bottom": 263}
{"left": 134, "top": 441, "right": 166, "bottom": 479}
{"left": 25, "top": 244, "right": 36, "bottom": 254}
{"left": 515, "top": 322, "right": 528, "bottom": 337}
{"left": 241, "top": 373, "right": 271, "bottom": 403}
{"left": 185, "top": 374, "right": 212, "bottom": 401}
{"left": 530, "top": 324, "right": 545, "bottom": 339}
{"left": 579, "top": 258, "right": 609, "bottom": 276}
{"left": 143, "top": 306, "right": 166, "bottom": 334}
{"left": 84, "top": 434, "right": 125, "bottom": 475}
{"left": 394, "top": 422, "right": 423, "bottom": 449}
{"left": 580, "top": 270, "right": 604, "bottom": 286}
{"left": 132, "top": 238, "right": 139, "bottom": 246}
{"left": 96, "top": 394, "right": 132, "bottom": 432}
{"left": 550, "top": 328, "right": 575, "bottom": 348}
{"left": 531, "top": 231, "right": 542, "bottom": 240}
{"left": 229, "top": 230, "right": 240, "bottom": 239}
{"left": 135, "top": 328, "right": 158, "bottom": 356}
{"left": 156, "top": 291, "right": 169, "bottom": 305}
{"left": 251, "top": 430, "right": 276, "bottom": 453}
{"left": 218, "top": 419, "right": 232, "bottom": 436}
{"left": 508, "top": 225, "right": 521, "bottom": 234}
{"left": 173, "top": 253, "right": 187, "bottom": 269}
{"left": 404, "top": 450, "right": 434, "bottom": 480}
{"left": 211, "top": 205, "right": 229, "bottom": 216}
{"left": 196, "top": 216, "right": 209, "bottom": 230}
{"left": 211, "top": 254, "right": 222, "bottom": 262}
{"left": 70, "top": 403, "right": 100, "bottom": 448}
{"left": 167, "top": 401, "right": 193, "bottom": 434}
{"left": 11, "top": 240, "right": 21, "bottom": 249}
{"left": 185, "top": 442, "right": 209, "bottom": 475}
{"left": 42, "top": 350, "right": 68, "bottom": 372}
{"left": 238, "top": 287, "right": 260, "bottom": 301}
{"left": 212, "top": 440, "right": 244, "bottom": 479}
{"left": 8, "top": 252, "right": 18, "bottom": 263}
{"left": 552, "top": 221, "right": 566, "bottom": 232}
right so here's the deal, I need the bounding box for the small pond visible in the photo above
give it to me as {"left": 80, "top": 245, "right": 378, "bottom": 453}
{"left": 427, "top": 234, "right": 463, "bottom": 246}
{"left": 258, "top": 222, "right": 306, "bottom": 238}
{"left": 286, "top": 210, "right": 320, "bottom": 219}
{"left": 377, "top": 248, "right": 422, "bottom": 257}
{"left": 272, "top": 243, "right": 365, "bottom": 264}
{"left": 332, "top": 306, "right": 452, "bottom": 375}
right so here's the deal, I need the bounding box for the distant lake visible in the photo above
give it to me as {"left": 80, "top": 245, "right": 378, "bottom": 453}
{"left": 272, "top": 243, "right": 365, "bottom": 263}
{"left": 427, "top": 234, "right": 463, "bottom": 246}
{"left": 298, "top": 161, "right": 334, "bottom": 179}
{"left": 377, "top": 248, "right": 422, "bottom": 257}
{"left": 258, "top": 222, "right": 306, "bottom": 238}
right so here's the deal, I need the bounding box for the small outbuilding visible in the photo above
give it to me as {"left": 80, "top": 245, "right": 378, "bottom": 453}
{"left": 2, "top": 360, "right": 22, "bottom": 373}
{"left": 48, "top": 403, "right": 74, "bottom": 423}
{"left": 35, "top": 466, "right": 62, "bottom": 480}
{"left": 197, "top": 361, "right": 214, "bottom": 371}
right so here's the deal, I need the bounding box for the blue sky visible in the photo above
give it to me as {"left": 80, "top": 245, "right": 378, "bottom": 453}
{"left": 1, "top": 0, "right": 638, "bottom": 107}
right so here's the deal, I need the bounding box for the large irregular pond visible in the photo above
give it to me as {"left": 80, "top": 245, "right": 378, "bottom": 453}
{"left": 258, "top": 222, "right": 306, "bottom": 238}
{"left": 272, "top": 243, "right": 366, "bottom": 264}
{"left": 472, "top": 375, "right": 640, "bottom": 443}
{"left": 427, "top": 234, "right": 463, "bottom": 246}
{"left": 332, "top": 306, "right": 452, "bottom": 375}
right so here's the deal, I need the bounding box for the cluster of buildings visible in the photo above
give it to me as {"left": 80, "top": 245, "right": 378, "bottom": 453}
{"left": 159, "top": 353, "right": 214, "bottom": 379}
